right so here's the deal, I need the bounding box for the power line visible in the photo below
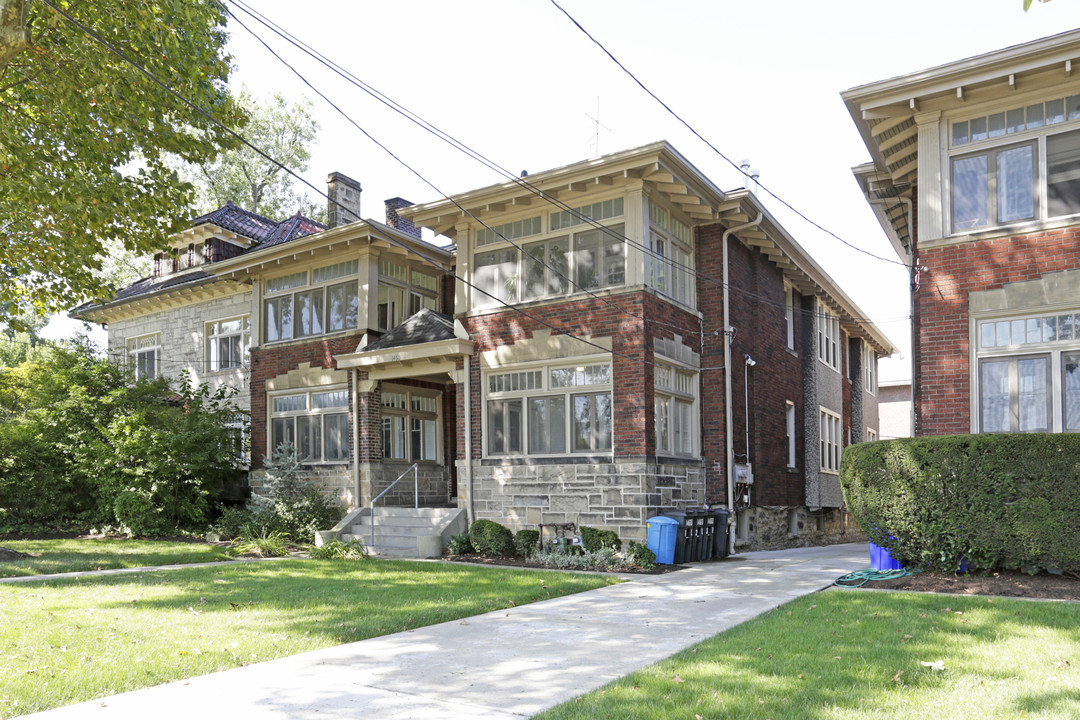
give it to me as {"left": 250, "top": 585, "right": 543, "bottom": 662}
{"left": 547, "top": 0, "right": 910, "bottom": 270}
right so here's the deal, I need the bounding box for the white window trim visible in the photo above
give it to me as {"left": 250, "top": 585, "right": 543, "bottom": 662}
{"left": 817, "top": 308, "right": 841, "bottom": 372}
{"left": 784, "top": 283, "right": 795, "bottom": 351}
{"left": 263, "top": 262, "right": 361, "bottom": 344}
{"left": 785, "top": 401, "right": 796, "bottom": 468}
{"left": 819, "top": 407, "right": 842, "bottom": 475}
{"left": 648, "top": 198, "right": 696, "bottom": 309}
{"left": 482, "top": 359, "right": 614, "bottom": 458}
{"left": 377, "top": 259, "right": 439, "bottom": 331}
{"left": 127, "top": 332, "right": 160, "bottom": 381}
{"left": 380, "top": 383, "right": 442, "bottom": 463}
{"left": 268, "top": 386, "right": 351, "bottom": 464}
{"left": 865, "top": 427, "right": 878, "bottom": 442}
{"left": 206, "top": 315, "right": 251, "bottom": 373}
{"left": 864, "top": 343, "right": 877, "bottom": 395}
{"left": 654, "top": 361, "right": 699, "bottom": 459}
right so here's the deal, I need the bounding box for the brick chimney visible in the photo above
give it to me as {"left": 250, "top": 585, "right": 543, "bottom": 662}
{"left": 326, "top": 172, "right": 362, "bottom": 229}
{"left": 385, "top": 197, "right": 421, "bottom": 239}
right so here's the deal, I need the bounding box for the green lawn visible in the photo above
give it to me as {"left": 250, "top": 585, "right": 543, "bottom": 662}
{"left": 0, "top": 538, "right": 232, "bottom": 577}
{"left": 535, "top": 590, "right": 1080, "bottom": 720}
{"left": 0, "top": 558, "right": 616, "bottom": 717}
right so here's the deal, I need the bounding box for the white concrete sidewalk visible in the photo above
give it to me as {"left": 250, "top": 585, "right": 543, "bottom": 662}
{"left": 23, "top": 543, "right": 868, "bottom": 720}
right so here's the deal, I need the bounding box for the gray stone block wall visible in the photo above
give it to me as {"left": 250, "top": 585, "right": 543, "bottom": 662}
{"left": 108, "top": 289, "right": 252, "bottom": 413}
{"left": 361, "top": 463, "right": 451, "bottom": 508}
{"left": 249, "top": 465, "right": 354, "bottom": 510}
{"left": 734, "top": 505, "right": 866, "bottom": 551}
{"left": 458, "top": 460, "right": 706, "bottom": 542}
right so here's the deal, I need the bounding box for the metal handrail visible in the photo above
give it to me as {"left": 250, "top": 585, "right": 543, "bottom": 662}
{"left": 369, "top": 463, "right": 419, "bottom": 547}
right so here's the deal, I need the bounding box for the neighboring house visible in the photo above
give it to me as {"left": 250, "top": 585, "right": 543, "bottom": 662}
{"left": 878, "top": 380, "right": 913, "bottom": 440}
{"left": 78, "top": 144, "right": 896, "bottom": 551}
{"left": 844, "top": 30, "right": 1080, "bottom": 436}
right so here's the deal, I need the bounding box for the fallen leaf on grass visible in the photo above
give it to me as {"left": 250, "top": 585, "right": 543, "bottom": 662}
{"left": 891, "top": 670, "right": 903, "bottom": 683}
{"left": 1054, "top": 656, "right": 1070, "bottom": 669}
{"left": 920, "top": 660, "right": 946, "bottom": 671}
{"left": 902, "top": 634, "right": 913, "bottom": 641}
{"left": 672, "top": 675, "right": 685, "bottom": 683}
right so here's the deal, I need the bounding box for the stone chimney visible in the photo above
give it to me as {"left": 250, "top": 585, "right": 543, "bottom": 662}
{"left": 384, "top": 197, "right": 421, "bottom": 239}
{"left": 326, "top": 172, "right": 362, "bottom": 229}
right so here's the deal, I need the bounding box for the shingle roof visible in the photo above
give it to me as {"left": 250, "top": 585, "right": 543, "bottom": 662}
{"left": 363, "top": 309, "right": 458, "bottom": 351}
{"left": 190, "top": 201, "right": 283, "bottom": 242}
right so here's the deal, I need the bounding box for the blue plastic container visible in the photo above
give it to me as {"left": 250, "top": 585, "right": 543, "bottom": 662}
{"left": 646, "top": 516, "right": 679, "bottom": 565}
{"left": 869, "top": 541, "right": 903, "bottom": 571}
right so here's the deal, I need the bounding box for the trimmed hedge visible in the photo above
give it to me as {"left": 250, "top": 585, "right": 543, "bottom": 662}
{"left": 469, "top": 519, "right": 515, "bottom": 558}
{"left": 841, "top": 434, "right": 1080, "bottom": 573}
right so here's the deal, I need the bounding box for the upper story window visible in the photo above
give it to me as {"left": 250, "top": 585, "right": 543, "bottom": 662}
{"left": 975, "top": 310, "right": 1080, "bottom": 433}
{"left": 207, "top": 316, "right": 250, "bottom": 372}
{"left": 819, "top": 407, "right": 842, "bottom": 474}
{"left": 485, "top": 362, "right": 612, "bottom": 456}
{"left": 377, "top": 259, "right": 438, "bottom": 330}
{"left": 863, "top": 343, "right": 877, "bottom": 394}
{"left": 264, "top": 260, "right": 359, "bottom": 343}
{"left": 381, "top": 386, "right": 439, "bottom": 461}
{"left": 784, "top": 284, "right": 796, "bottom": 350}
{"left": 949, "top": 95, "right": 1080, "bottom": 234}
{"left": 648, "top": 200, "right": 694, "bottom": 307}
{"left": 472, "top": 198, "right": 626, "bottom": 310}
{"left": 818, "top": 308, "right": 841, "bottom": 372}
{"left": 654, "top": 363, "right": 697, "bottom": 457}
{"left": 127, "top": 333, "right": 160, "bottom": 381}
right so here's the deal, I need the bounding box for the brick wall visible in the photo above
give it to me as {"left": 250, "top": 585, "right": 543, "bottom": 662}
{"left": 914, "top": 226, "right": 1080, "bottom": 435}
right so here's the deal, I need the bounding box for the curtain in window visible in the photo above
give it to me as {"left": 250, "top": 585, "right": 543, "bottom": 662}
{"left": 953, "top": 155, "right": 988, "bottom": 229}
{"left": 1017, "top": 357, "right": 1049, "bottom": 432}
{"left": 997, "top": 146, "right": 1035, "bottom": 223}
{"left": 980, "top": 360, "right": 1011, "bottom": 433}
{"left": 1064, "top": 354, "right": 1080, "bottom": 432}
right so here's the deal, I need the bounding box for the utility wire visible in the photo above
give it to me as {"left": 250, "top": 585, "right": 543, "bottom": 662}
{"left": 548, "top": 0, "right": 909, "bottom": 270}
{"left": 223, "top": 0, "right": 906, "bottom": 333}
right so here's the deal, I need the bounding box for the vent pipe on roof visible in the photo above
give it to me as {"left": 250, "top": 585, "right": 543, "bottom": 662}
{"left": 740, "top": 159, "right": 751, "bottom": 188}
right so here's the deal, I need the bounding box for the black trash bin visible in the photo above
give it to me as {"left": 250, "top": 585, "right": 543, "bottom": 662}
{"left": 710, "top": 508, "right": 730, "bottom": 559}
{"left": 663, "top": 510, "right": 688, "bottom": 564}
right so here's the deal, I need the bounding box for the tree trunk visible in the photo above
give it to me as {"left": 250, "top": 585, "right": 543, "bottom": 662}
{"left": 0, "top": 0, "right": 31, "bottom": 69}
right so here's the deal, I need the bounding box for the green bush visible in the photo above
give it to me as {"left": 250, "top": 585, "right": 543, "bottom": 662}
{"left": 113, "top": 488, "right": 168, "bottom": 537}
{"left": 513, "top": 529, "right": 540, "bottom": 558}
{"left": 248, "top": 445, "right": 342, "bottom": 544}
{"left": 580, "top": 526, "right": 621, "bottom": 552}
{"left": 627, "top": 541, "right": 656, "bottom": 569}
{"left": 841, "top": 434, "right": 1080, "bottom": 573}
{"left": 310, "top": 539, "right": 367, "bottom": 561}
{"left": 533, "top": 547, "right": 621, "bottom": 571}
{"left": 447, "top": 533, "right": 474, "bottom": 555}
{"left": 469, "top": 519, "right": 514, "bottom": 557}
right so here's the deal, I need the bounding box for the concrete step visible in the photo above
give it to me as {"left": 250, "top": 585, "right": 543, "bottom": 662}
{"left": 342, "top": 533, "right": 418, "bottom": 550}
{"left": 351, "top": 516, "right": 453, "bottom": 530}
{"left": 349, "top": 524, "right": 439, "bottom": 538}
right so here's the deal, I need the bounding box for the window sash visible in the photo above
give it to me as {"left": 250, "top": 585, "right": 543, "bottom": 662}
{"left": 819, "top": 409, "right": 841, "bottom": 473}
{"left": 381, "top": 388, "right": 440, "bottom": 461}
{"left": 270, "top": 388, "right": 349, "bottom": 463}
{"left": 979, "top": 355, "right": 1051, "bottom": 433}
{"left": 786, "top": 403, "right": 796, "bottom": 468}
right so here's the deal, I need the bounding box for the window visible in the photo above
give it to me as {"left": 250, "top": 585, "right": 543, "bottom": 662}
{"left": 785, "top": 285, "right": 796, "bottom": 350}
{"left": 648, "top": 201, "right": 694, "bottom": 306}
{"left": 950, "top": 106, "right": 1080, "bottom": 232}
{"left": 866, "top": 427, "right": 878, "bottom": 442}
{"left": 472, "top": 198, "right": 626, "bottom": 309}
{"left": 975, "top": 311, "right": 1080, "bottom": 433}
{"left": 269, "top": 388, "right": 350, "bottom": 462}
{"left": 265, "top": 261, "right": 359, "bottom": 342}
{"left": 819, "top": 408, "right": 842, "bottom": 473}
{"left": 377, "top": 260, "right": 438, "bottom": 330}
{"left": 207, "top": 316, "right": 250, "bottom": 371}
{"left": 785, "top": 402, "right": 796, "bottom": 468}
{"left": 381, "top": 387, "right": 439, "bottom": 461}
{"left": 818, "top": 308, "right": 841, "bottom": 371}
{"left": 485, "top": 362, "right": 612, "bottom": 456}
{"left": 863, "top": 343, "right": 877, "bottom": 394}
{"left": 127, "top": 333, "right": 160, "bottom": 380}
{"left": 655, "top": 363, "right": 697, "bottom": 457}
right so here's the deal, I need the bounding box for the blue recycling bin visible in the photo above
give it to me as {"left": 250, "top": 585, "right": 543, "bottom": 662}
{"left": 869, "top": 541, "right": 903, "bottom": 571}
{"left": 647, "top": 516, "right": 679, "bottom": 565}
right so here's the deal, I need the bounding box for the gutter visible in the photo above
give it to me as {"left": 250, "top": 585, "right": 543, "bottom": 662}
{"left": 721, "top": 212, "right": 763, "bottom": 556}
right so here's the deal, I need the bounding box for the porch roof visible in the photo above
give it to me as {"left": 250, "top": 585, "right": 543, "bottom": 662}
{"left": 335, "top": 309, "right": 473, "bottom": 383}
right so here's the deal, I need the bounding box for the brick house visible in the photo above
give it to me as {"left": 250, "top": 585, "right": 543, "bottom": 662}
{"left": 844, "top": 30, "right": 1080, "bottom": 436}
{"left": 79, "top": 144, "right": 894, "bottom": 552}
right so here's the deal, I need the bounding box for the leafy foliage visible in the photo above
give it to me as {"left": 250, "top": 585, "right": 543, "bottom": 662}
{"left": 626, "top": 541, "right": 656, "bottom": 569}
{"left": 309, "top": 539, "right": 367, "bottom": 561}
{"left": 533, "top": 547, "right": 621, "bottom": 571}
{"left": 580, "top": 526, "right": 622, "bottom": 552}
{"left": 0, "top": 0, "right": 241, "bottom": 325}
{"left": 239, "top": 443, "right": 342, "bottom": 544}
{"left": 227, "top": 529, "right": 292, "bottom": 558}
{"left": 447, "top": 533, "right": 474, "bottom": 555}
{"left": 469, "top": 519, "right": 515, "bottom": 558}
{"left": 0, "top": 341, "right": 246, "bottom": 533}
{"left": 513, "top": 529, "right": 540, "bottom": 558}
{"left": 179, "top": 89, "right": 324, "bottom": 221}
{"left": 841, "top": 434, "right": 1080, "bottom": 573}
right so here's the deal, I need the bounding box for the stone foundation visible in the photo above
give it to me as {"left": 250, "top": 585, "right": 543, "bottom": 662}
{"left": 458, "top": 460, "right": 706, "bottom": 542}
{"left": 248, "top": 466, "right": 355, "bottom": 509}
{"left": 361, "top": 462, "right": 452, "bottom": 508}
{"left": 733, "top": 505, "right": 866, "bottom": 551}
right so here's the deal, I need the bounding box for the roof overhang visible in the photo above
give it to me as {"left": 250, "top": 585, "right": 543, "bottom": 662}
{"left": 401, "top": 141, "right": 728, "bottom": 239}
{"left": 171, "top": 222, "right": 256, "bottom": 250}
{"left": 335, "top": 337, "right": 474, "bottom": 383}
{"left": 721, "top": 189, "right": 899, "bottom": 357}
{"left": 73, "top": 274, "right": 246, "bottom": 324}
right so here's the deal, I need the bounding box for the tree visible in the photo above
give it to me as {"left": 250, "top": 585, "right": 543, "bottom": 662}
{"left": 0, "top": 0, "right": 242, "bottom": 328}
{"left": 181, "top": 89, "right": 325, "bottom": 222}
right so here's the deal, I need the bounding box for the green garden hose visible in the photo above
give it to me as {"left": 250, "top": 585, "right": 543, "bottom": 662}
{"left": 833, "top": 568, "right": 921, "bottom": 588}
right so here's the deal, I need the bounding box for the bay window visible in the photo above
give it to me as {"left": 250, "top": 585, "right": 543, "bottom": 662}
{"left": 648, "top": 200, "right": 694, "bottom": 306}
{"left": 377, "top": 259, "right": 438, "bottom": 330}
{"left": 485, "top": 363, "right": 612, "bottom": 456}
{"left": 269, "top": 388, "right": 350, "bottom": 462}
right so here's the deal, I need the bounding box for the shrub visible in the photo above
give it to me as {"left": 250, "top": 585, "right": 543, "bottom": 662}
{"left": 211, "top": 505, "right": 257, "bottom": 540}
{"left": 580, "top": 526, "right": 621, "bottom": 552}
{"left": 113, "top": 488, "right": 169, "bottom": 537}
{"left": 447, "top": 533, "right": 474, "bottom": 555}
{"left": 513, "top": 529, "right": 540, "bottom": 558}
{"left": 627, "top": 541, "right": 656, "bottom": 569}
{"left": 533, "top": 547, "right": 621, "bottom": 571}
{"left": 249, "top": 444, "right": 342, "bottom": 544}
{"left": 310, "top": 539, "right": 367, "bottom": 561}
{"left": 227, "top": 529, "right": 292, "bottom": 558}
{"left": 469, "top": 519, "right": 514, "bottom": 557}
{"left": 841, "top": 434, "right": 1080, "bottom": 573}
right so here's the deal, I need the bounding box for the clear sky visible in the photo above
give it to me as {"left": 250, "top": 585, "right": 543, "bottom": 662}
{"left": 46, "top": 0, "right": 1080, "bottom": 379}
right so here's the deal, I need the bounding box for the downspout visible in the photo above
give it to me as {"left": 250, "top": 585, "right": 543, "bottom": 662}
{"left": 722, "top": 212, "right": 763, "bottom": 555}
{"left": 464, "top": 354, "right": 474, "bottom": 524}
